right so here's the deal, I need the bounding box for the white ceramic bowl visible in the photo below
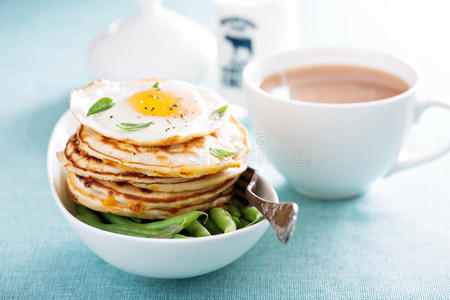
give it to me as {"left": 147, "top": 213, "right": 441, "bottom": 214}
{"left": 47, "top": 111, "right": 276, "bottom": 278}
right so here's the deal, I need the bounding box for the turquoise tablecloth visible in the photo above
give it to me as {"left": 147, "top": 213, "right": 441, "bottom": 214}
{"left": 1, "top": 0, "right": 449, "bottom": 299}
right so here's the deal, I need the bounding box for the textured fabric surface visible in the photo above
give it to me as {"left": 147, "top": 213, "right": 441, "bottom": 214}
{"left": 1, "top": 0, "right": 449, "bottom": 299}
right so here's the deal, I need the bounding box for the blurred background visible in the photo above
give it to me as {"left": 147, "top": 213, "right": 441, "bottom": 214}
{"left": 3, "top": 0, "right": 450, "bottom": 98}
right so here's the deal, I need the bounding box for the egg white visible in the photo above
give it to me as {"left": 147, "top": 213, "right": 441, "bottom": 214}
{"left": 70, "top": 79, "right": 228, "bottom": 145}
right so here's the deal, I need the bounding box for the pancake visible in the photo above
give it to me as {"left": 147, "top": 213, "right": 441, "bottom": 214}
{"left": 59, "top": 80, "right": 250, "bottom": 220}
{"left": 130, "top": 164, "right": 246, "bottom": 192}
{"left": 66, "top": 171, "right": 234, "bottom": 219}
{"left": 76, "top": 116, "right": 249, "bottom": 178}
{"left": 58, "top": 134, "right": 192, "bottom": 184}
{"left": 58, "top": 134, "right": 247, "bottom": 192}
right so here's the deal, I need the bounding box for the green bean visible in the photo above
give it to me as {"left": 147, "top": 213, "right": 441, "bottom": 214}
{"left": 76, "top": 202, "right": 262, "bottom": 237}
{"left": 142, "top": 211, "right": 207, "bottom": 231}
{"left": 231, "top": 198, "right": 246, "bottom": 210}
{"left": 76, "top": 204, "right": 206, "bottom": 233}
{"left": 172, "top": 234, "right": 192, "bottom": 239}
{"left": 155, "top": 224, "right": 185, "bottom": 237}
{"left": 186, "top": 220, "right": 211, "bottom": 237}
{"left": 247, "top": 215, "right": 265, "bottom": 226}
{"left": 240, "top": 217, "right": 250, "bottom": 227}
{"left": 203, "top": 218, "right": 222, "bottom": 235}
{"left": 101, "top": 212, "right": 137, "bottom": 225}
{"left": 242, "top": 206, "right": 263, "bottom": 223}
{"left": 209, "top": 207, "right": 236, "bottom": 233}
{"left": 101, "top": 211, "right": 206, "bottom": 233}
{"left": 227, "top": 203, "right": 241, "bottom": 218}
{"left": 77, "top": 215, "right": 183, "bottom": 238}
{"left": 231, "top": 216, "right": 241, "bottom": 228}
{"left": 75, "top": 203, "right": 101, "bottom": 222}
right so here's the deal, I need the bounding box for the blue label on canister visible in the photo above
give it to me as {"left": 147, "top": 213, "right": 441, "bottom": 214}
{"left": 219, "top": 17, "right": 256, "bottom": 89}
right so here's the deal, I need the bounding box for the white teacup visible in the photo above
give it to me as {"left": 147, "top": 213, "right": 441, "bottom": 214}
{"left": 243, "top": 47, "right": 450, "bottom": 199}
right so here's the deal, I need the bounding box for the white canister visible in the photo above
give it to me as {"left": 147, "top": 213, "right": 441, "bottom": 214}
{"left": 213, "top": 0, "right": 299, "bottom": 107}
{"left": 88, "top": 0, "right": 216, "bottom": 83}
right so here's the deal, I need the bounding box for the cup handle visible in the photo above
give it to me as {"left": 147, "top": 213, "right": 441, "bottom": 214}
{"left": 386, "top": 98, "right": 450, "bottom": 176}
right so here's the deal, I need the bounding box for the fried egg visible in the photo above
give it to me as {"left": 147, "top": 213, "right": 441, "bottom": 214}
{"left": 70, "top": 79, "right": 228, "bottom": 145}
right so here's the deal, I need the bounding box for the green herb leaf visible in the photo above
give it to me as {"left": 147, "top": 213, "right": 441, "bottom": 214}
{"left": 116, "top": 122, "right": 154, "bottom": 131}
{"left": 87, "top": 97, "right": 115, "bottom": 116}
{"left": 153, "top": 81, "right": 159, "bottom": 88}
{"left": 210, "top": 105, "right": 228, "bottom": 120}
{"left": 209, "top": 147, "right": 236, "bottom": 159}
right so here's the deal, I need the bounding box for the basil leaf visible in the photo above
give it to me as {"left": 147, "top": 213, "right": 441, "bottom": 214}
{"left": 210, "top": 105, "right": 228, "bottom": 120}
{"left": 153, "top": 81, "right": 159, "bottom": 88}
{"left": 209, "top": 147, "right": 236, "bottom": 159}
{"left": 116, "top": 122, "right": 154, "bottom": 131}
{"left": 87, "top": 97, "right": 115, "bottom": 116}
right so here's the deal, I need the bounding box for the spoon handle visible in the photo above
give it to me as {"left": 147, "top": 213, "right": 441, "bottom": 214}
{"left": 245, "top": 171, "right": 298, "bottom": 243}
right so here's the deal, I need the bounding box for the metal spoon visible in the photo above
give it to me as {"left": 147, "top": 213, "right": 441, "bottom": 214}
{"left": 234, "top": 167, "right": 298, "bottom": 243}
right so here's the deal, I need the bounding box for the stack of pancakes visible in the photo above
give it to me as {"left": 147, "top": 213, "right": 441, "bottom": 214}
{"left": 58, "top": 116, "right": 249, "bottom": 219}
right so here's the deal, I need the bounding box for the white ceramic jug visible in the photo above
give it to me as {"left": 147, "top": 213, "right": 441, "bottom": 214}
{"left": 88, "top": 0, "right": 216, "bottom": 83}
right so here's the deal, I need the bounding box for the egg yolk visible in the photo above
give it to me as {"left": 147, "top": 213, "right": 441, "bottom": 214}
{"left": 128, "top": 89, "right": 187, "bottom": 117}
